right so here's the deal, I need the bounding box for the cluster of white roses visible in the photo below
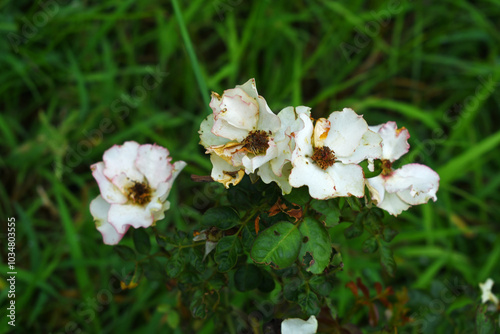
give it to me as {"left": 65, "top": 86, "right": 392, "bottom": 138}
{"left": 199, "top": 79, "right": 439, "bottom": 216}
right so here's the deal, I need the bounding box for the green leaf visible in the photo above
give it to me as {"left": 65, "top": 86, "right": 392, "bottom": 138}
{"left": 190, "top": 290, "right": 207, "bottom": 319}
{"left": 362, "top": 236, "right": 378, "bottom": 253}
{"left": 143, "top": 257, "right": 166, "bottom": 281}
{"left": 251, "top": 221, "right": 302, "bottom": 269}
{"left": 378, "top": 239, "right": 396, "bottom": 277}
{"left": 257, "top": 269, "right": 275, "bottom": 293}
{"left": 132, "top": 228, "right": 151, "bottom": 255}
{"left": 346, "top": 197, "right": 361, "bottom": 211}
{"left": 298, "top": 218, "right": 332, "bottom": 274}
{"left": 344, "top": 213, "right": 364, "bottom": 239}
{"left": 120, "top": 264, "right": 143, "bottom": 289}
{"left": 359, "top": 159, "right": 382, "bottom": 178}
{"left": 241, "top": 220, "right": 257, "bottom": 252}
{"left": 214, "top": 235, "right": 241, "bottom": 272}
{"left": 382, "top": 227, "right": 399, "bottom": 242}
{"left": 298, "top": 290, "right": 321, "bottom": 315}
{"left": 309, "top": 276, "right": 333, "bottom": 297}
{"left": 234, "top": 264, "right": 262, "bottom": 292}
{"left": 284, "top": 186, "right": 310, "bottom": 205}
{"left": 166, "top": 253, "right": 184, "bottom": 278}
{"left": 202, "top": 206, "right": 240, "bottom": 230}
{"left": 114, "top": 245, "right": 136, "bottom": 261}
{"left": 283, "top": 277, "right": 306, "bottom": 302}
{"left": 310, "top": 199, "right": 340, "bottom": 227}
{"left": 476, "top": 304, "right": 496, "bottom": 334}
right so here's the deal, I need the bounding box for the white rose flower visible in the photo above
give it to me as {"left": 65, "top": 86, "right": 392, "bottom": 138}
{"left": 289, "top": 108, "right": 382, "bottom": 199}
{"left": 479, "top": 278, "right": 499, "bottom": 306}
{"left": 281, "top": 315, "right": 318, "bottom": 334}
{"left": 366, "top": 122, "right": 439, "bottom": 216}
{"left": 199, "top": 79, "right": 307, "bottom": 194}
{"left": 90, "top": 141, "right": 186, "bottom": 245}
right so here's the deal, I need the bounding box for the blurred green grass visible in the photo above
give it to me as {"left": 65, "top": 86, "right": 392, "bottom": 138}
{"left": 0, "top": 0, "right": 499, "bottom": 332}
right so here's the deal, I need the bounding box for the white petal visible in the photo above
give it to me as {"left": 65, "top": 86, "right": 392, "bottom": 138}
{"left": 236, "top": 78, "right": 259, "bottom": 99}
{"left": 258, "top": 162, "right": 293, "bottom": 194}
{"left": 377, "top": 121, "right": 410, "bottom": 161}
{"left": 339, "top": 129, "right": 382, "bottom": 164}
{"left": 313, "top": 118, "right": 331, "bottom": 148}
{"left": 108, "top": 203, "right": 154, "bottom": 233}
{"left": 281, "top": 315, "right": 318, "bottom": 334}
{"left": 135, "top": 144, "right": 173, "bottom": 188}
{"left": 103, "top": 141, "right": 144, "bottom": 187}
{"left": 324, "top": 108, "right": 368, "bottom": 157}
{"left": 212, "top": 118, "right": 250, "bottom": 142}
{"left": 376, "top": 191, "right": 411, "bottom": 216}
{"left": 289, "top": 156, "right": 336, "bottom": 200}
{"left": 90, "top": 196, "right": 127, "bottom": 245}
{"left": 385, "top": 164, "right": 439, "bottom": 205}
{"left": 270, "top": 106, "right": 310, "bottom": 175}
{"left": 237, "top": 78, "right": 281, "bottom": 133}
{"left": 366, "top": 175, "right": 386, "bottom": 204}
{"left": 210, "top": 154, "right": 244, "bottom": 188}
{"left": 159, "top": 160, "right": 187, "bottom": 202}
{"left": 91, "top": 162, "right": 127, "bottom": 204}
{"left": 203, "top": 241, "right": 218, "bottom": 260}
{"left": 199, "top": 115, "right": 229, "bottom": 148}
{"left": 292, "top": 113, "right": 314, "bottom": 159}
{"left": 327, "top": 163, "right": 365, "bottom": 197}
{"left": 215, "top": 87, "right": 259, "bottom": 133}
{"left": 241, "top": 140, "right": 278, "bottom": 173}
{"left": 479, "top": 279, "right": 499, "bottom": 305}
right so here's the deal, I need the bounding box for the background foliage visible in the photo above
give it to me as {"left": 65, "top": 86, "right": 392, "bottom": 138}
{"left": 1, "top": 0, "right": 499, "bottom": 332}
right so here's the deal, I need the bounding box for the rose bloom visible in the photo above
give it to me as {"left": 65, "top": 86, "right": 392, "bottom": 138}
{"left": 366, "top": 122, "right": 439, "bottom": 216}
{"left": 289, "top": 108, "right": 382, "bottom": 199}
{"left": 90, "top": 141, "right": 186, "bottom": 244}
{"left": 199, "top": 78, "right": 305, "bottom": 193}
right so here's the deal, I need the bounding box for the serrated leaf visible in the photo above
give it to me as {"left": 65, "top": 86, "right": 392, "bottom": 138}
{"left": 250, "top": 221, "right": 301, "bottom": 269}
{"left": 234, "top": 264, "right": 262, "bottom": 292}
{"left": 310, "top": 199, "right": 340, "bottom": 227}
{"left": 344, "top": 218, "right": 364, "bottom": 239}
{"left": 284, "top": 186, "right": 310, "bottom": 205}
{"left": 383, "top": 227, "right": 399, "bottom": 242}
{"left": 283, "top": 277, "right": 306, "bottom": 302}
{"left": 166, "top": 253, "right": 184, "bottom": 277}
{"left": 132, "top": 228, "right": 151, "bottom": 255}
{"left": 114, "top": 245, "right": 136, "bottom": 261}
{"left": 379, "top": 240, "right": 396, "bottom": 277}
{"left": 298, "top": 218, "right": 332, "bottom": 274}
{"left": 298, "top": 290, "right": 320, "bottom": 315}
{"left": 202, "top": 206, "right": 240, "bottom": 230}
{"left": 309, "top": 276, "right": 333, "bottom": 297}
{"left": 214, "top": 235, "right": 241, "bottom": 272}
{"left": 362, "top": 236, "right": 378, "bottom": 253}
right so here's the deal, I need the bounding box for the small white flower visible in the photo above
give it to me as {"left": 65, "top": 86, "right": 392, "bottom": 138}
{"left": 366, "top": 122, "right": 439, "bottom": 216}
{"left": 289, "top": 108, "right": 382, "bottom": 199}
{"left": 480, "top": 278, "right": 499, "bottom": 306}
{"left": 199, "top": 79, "right": 280, "bottom": 188}
{"left": 90, "top": 141, "right": 186, "bottom": 245}
{"left": 281, "top": 315, "right": 318, "bottom": 334}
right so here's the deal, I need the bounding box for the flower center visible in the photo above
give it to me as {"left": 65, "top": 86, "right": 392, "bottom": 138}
{"left": 242, "top": 130, "right": 270, "bottom": 155}
{"left": 127, "top": 181, "right": 152, "bottom": 205}
{"left": 311, "top": 146, "right": 336, "bottom": 170}
{"left": 381, "top": 159, "right": 393, "bottom": 176}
